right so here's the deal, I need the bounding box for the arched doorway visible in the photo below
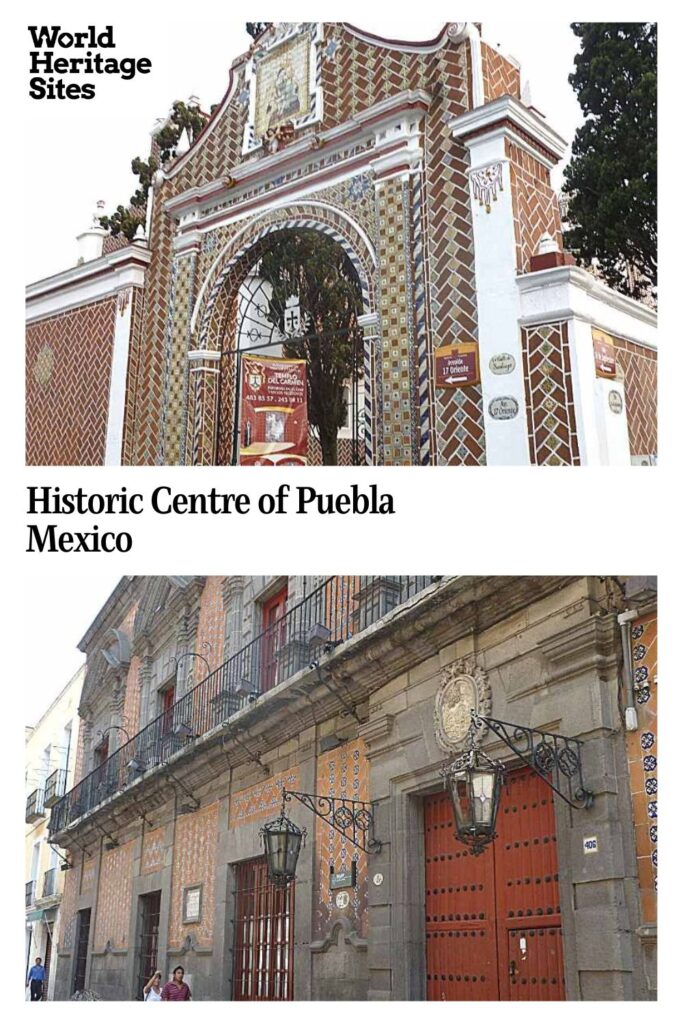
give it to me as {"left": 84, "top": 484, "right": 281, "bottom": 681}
{"left": 188, "top": 213, "right": 379, "bottom": 466}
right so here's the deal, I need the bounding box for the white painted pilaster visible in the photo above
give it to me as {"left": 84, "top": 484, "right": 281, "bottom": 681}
{"left": 104, "top": 290, "right": 134, "bottom": 466}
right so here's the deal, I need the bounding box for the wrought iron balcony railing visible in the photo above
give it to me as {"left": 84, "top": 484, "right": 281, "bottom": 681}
{"left": 42, "top": 867, "right": 58, "bottom": 899}
{"left": 44, "top": 768, "right": 68, "bottom": 808}
{"left": 26, "top": 880, "right": 35, "bottom": 908}
{"left": 49, "top": 575, "right": 437, "bottom": 835}
{"left": 26, "top": 789, "right": 45, "bottom": 824}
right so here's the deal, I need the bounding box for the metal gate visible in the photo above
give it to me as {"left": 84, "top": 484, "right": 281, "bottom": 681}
{"left": 425, "top": 768, "right": 565, "bottom": 1001}
{"left": 135, "top": 890, "right": 161, "bottom": 999}
{"left": 232, "top": 856, "right": 294, "bottom": 1001}
{"left": 226, "top": 264, "right": 365, "bottom": 467}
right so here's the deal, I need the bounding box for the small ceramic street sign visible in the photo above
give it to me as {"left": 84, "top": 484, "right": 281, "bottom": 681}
{"left": 373, "top": 873, "right": 384, "bottom": 887}
{"left": 608, "top": 390, "right": 624, "bottom": 414}
{"left": 335, "top": 891, "right": 350, "bottom": 909}
{"left": 488, "top": 396, "right": 519, "bottom": 420}
{"left": 583, "top": 835, "right": 599, "bottom": 854}
{"left": 330, "top": 868, "right": 355, "bottom": 890}
{"left": 435, "top": 342, "right": 480, "bottom": 387}
{"left": 489, "top": 352, "right": 516, "bottom": 375}
{"left": 592, "top": 328, "right": 617, "bottom": 379}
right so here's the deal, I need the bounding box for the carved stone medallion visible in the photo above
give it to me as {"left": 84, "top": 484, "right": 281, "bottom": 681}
{"left": 434, "top": 655, "right": 492, "bottom": 752}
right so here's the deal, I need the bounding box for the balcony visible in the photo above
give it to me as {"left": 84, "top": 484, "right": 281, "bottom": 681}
{"left": 42, "top": 867, "right": 58, "bottom": 899}
{"left": 49, "top": 575, "right": 437, "bottom": 836}
{"left": 25, "top": 789, "right": 45, "bottom": 824}
{"left": 44, "top": 768, "right": 68, "bottom": 808}
{"left": 25, "top": 880, "right": 35, "bottom": 909}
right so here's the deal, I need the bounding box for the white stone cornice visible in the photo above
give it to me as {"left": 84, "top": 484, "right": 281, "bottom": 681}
{"left": 164, "top": 90, "right": 432, "bottom": 224}
{"left": 516, "top": 265, "right": 657, "bottom": 348}
{"left": 342, "top": 23, "right": 452, "bottom": 54}
{"left": 449, "top": 95, "right": 567, "bottom": 165}
{"left": 26, "top": 246, "right": 151, "bottom": 323}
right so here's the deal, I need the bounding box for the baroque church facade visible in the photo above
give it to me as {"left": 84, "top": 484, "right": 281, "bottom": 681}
{"left": 26, "top": 23, "right": 657, "bottom": 466}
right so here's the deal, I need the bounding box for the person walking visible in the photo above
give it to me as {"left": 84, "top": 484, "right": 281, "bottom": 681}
{"left": 160, "top": 966, "right": 191, "bottom": 1001}
{"left": 27, "top": 957, "right": 46, "bottom": 1001}
{"left": 143, "top": 971, "right": 162, "bottom": 1002}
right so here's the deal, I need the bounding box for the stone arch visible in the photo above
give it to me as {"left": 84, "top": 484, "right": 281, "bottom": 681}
{"left": 185, "top": 205, "right": 380, "bottom": 466}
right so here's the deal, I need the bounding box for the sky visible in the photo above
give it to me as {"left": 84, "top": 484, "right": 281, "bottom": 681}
{"left": 23, "top": 17, "right": 583, "bottom": 283}
{"left": 24, "top": 573, "right": 122, "bottom": 724}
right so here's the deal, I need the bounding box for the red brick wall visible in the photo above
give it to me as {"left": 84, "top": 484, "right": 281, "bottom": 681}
{"left": 57, "top": 860, "right": 79, "bottom": 950}
{"left": 195, "top": 577, "right": 226, "bottom": 674}
{"left": 168, "top": 802, "right": 219, "bottom": 948}
{"left": 26, "top": 297, "right": 117, "bottom": 464}
{"left": 481, "top": 43, "right": 521, "bottom": 102}
{"left": 94, "top": 841, "right": 135, "bottom": 949}
{"left": 313, "top": 738, "right": 369, "bottom": 940}
{"left": 614, "top": 339, "right": 657, "bottom": 458}
{"left": 507, "top": 140, "right": 563, "bottom": 274}
{"left": 521, "top": 321, "right": 581, "bottom": 465}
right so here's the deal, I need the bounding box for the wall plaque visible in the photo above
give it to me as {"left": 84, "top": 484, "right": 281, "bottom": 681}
{"left": 608, "top": 390, "right": 623, "bottom": 414}
{"left": 373, "top": 873, "right": 384, "bottom": 887}
{"left": 489, "top": 353, "right": 516, "bottom": 375}
{"left": 335, "top": 891, "right": 350, "bottom": 909}
{"left": 435, "top": 342, "right": 480, "bottom": 387}
{"left": 592, "top": 328, "right": 617, "bottom": 379}
{"left": 182, "top": 884, "right": 202, "bottom": 924}
{"left": 488, "top": 396, "right": 519, "bottom": 420}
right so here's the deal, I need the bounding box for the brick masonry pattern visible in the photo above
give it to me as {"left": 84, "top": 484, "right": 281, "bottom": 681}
{"left": 313, "top": 738, "right": 369, "bottom": 940}
{"left": 168, "top": 802, "right": 219, "bottom": 948}
{"left": 26, "top": 297, "right": 116, "bottom": 465}
{"left": 614, "top": 339, "right": 657, "bottom": 458}
{"left": 521, "top": 321, "right": 581, "bottom": 465}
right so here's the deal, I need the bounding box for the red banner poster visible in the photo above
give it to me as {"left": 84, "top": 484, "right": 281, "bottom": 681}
{"left": 239, "top": 355, "right": 308, "bottom": 465}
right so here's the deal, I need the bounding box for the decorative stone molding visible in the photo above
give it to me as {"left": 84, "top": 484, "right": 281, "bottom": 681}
{"left": 434, "top": 655, "right": 491, "bottom": 752}
{"left": 470, "top": 162, "right": 504, "bottom": 213}
{"left": 310, "top": 917, "right": 368, "bottom": 952}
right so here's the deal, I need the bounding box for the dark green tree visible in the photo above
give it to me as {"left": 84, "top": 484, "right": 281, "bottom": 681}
{"left": 258, "top": 230, "right": 363, "bottom": 466}
{"left": 99, "top": 101, "right": 208, "bottom": 240}
{"left": 562, "top": 23, "right": 657, "bottom": 299}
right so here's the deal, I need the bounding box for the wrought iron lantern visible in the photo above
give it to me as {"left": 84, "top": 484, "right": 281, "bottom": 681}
{"left": 260, "top": 804, "right": 307, "bottom": 887}
{"left": 441, "top": 748, "right": 506, "bottom": 856}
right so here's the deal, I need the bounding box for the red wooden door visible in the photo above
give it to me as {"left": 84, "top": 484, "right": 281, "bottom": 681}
{"left": 261, "top": 586, "right": 288, "bottom": 692}
{"left": 233, "top": 857, "right": 294, "bottom": 1001}
{"left": 425, "top": 768, "right": 565, "bottom": 1001}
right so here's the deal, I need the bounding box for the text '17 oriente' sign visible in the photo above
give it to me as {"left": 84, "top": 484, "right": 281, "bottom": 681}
{"left": 435, "top": 342, "right": 480, "bottom": 388}
{"left": 239, "top": 355, "right": 308, "bottom": 465}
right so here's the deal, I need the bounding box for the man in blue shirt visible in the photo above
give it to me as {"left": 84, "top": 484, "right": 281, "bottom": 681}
{"left": 27, "top": 958, "right": 45, "bottom": 1001}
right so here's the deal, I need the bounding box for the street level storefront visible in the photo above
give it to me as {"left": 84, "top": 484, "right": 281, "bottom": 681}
{"left": 25, "top": 23, "right": 657, "bottom": 467}
{"left": 46, "top": 575, "right": 657, "bottom": 1000}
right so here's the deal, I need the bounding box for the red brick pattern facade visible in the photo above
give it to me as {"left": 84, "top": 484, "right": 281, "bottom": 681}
{"left": 141, "top": 826, "right": 166, "bottom": 875}
{"left": 168, "top": 802, "right": 219, "bottom": 948}
{"left": 481, "top": 43, "right": 521, "bottom": 103}
{"left": 614, "top": 339, "right": 658, "bottom": 458}
{"left": 229, "top": 767, "right": 301, "bottom": 828}
{"left": 57, "top": 862, "right": 79, "bottom": 951}
{"left": 507, "top": 140, "right": 563, "bottom": 274}
{"left": 521, "top": 322, "right": 581, "bottom": 465}
{"left": 26, "top": 297, "right": 116, "bottom": 465}
{"left": 313, "top": 738, "right": 369, "bottom": 940}
{"left": 195, "top": 575, "right": 226, "bottom": 674}
{"left": 94, "top": 841, "right": 135, "bottom": 949}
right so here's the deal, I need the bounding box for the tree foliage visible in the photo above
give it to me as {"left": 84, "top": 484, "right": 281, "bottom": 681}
{"left": 562, "top": 23, "right": 657, "bottom": 299}
{"left": 258, "top": 230, "right": 363, "bottom": 466}
{"left": 99, "top": 101, "right": 208, "bottom": 240}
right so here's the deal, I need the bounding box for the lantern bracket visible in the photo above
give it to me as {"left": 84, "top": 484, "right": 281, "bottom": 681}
{"left": 282, "top": 789, "right": 382, "bottom": 853}
{"left": 471, "top": 712, "right": 594, "bottom": 809}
